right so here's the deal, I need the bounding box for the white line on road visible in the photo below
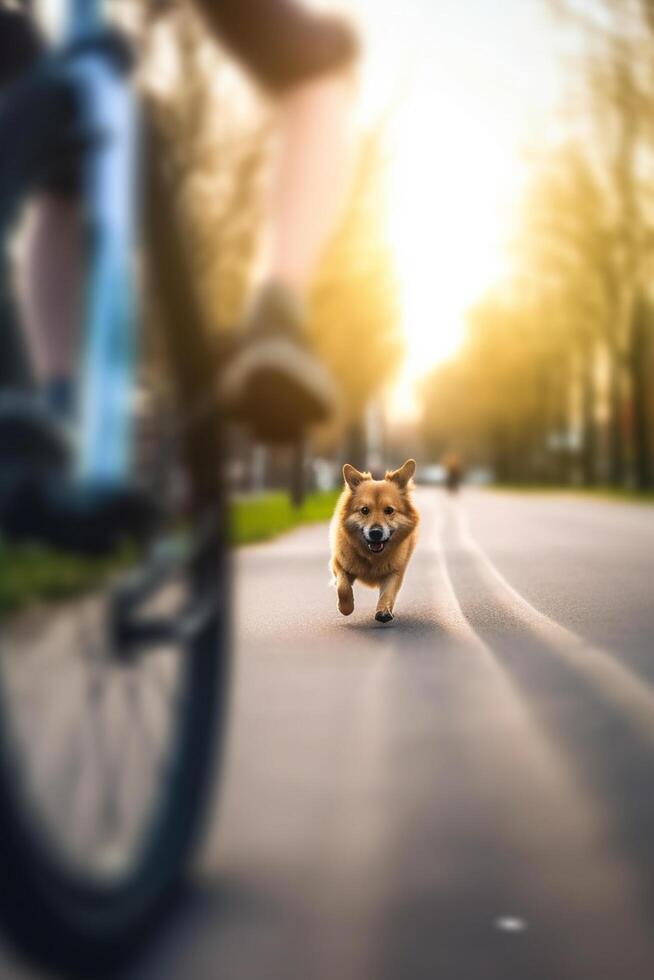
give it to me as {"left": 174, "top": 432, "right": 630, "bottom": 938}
{"left": 429, "top": 492, "right": 654, "bottom": 978}
{"left": 449, "top": 495, "right": 654, "bottom": 746}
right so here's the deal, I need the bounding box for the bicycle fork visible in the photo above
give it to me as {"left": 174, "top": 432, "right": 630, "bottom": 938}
{"left": 69, "top": 46, "right": 140, "bottom": 484}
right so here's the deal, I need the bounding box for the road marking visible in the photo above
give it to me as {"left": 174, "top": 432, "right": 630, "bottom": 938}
{"left": 432, "top": 530, "right": 489, "bottom": 653}
{"left": 495, "top": 916, "right": 528, "bottom": 934}
{"left": 448, "top": 496, "right": 654, "bottom": 746}
{"left": 428, "top": 494, "right": 654, "bottom": 976}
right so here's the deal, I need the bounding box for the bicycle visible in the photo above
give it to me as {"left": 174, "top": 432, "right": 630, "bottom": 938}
{"left": 0, "top": 2, "right": 231, "bottom": 974}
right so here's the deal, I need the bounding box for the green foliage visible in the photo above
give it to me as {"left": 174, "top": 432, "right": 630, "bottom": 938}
{"left": 310, "top": 128, "right": 403, "bottom": 426}
{"left": 0, "top": 543, "right": 135, "bottom": 617}
{"left": 420, "top": 290, "right": 565, "bottom": 481}
{"left": 143, "top": 7, "right": 269, "bottom": 335}
{"left": 420, "top": 0, "right": 654, "bottom": 488}
{"left": 0, "top": 491, "right": 340, "bottom": 615}
{"left": 230, "top": 490, "right": 339, "bottom": 545}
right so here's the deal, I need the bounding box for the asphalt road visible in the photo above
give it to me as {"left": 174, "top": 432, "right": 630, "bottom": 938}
{"left": 6, "top": 488, "right": 654, "bottom": 980}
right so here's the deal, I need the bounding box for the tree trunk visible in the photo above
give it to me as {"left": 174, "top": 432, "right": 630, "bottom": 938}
{"left": 607, "top": 347, "right": 625, "bottom": 487}
{"left": 580, "top": 348, "right": 597, "bottom": 486}
{"left": 629, "top": 296, "right": 652, "bottom": 490}
{"left": 492, "top": 430, "right": 511, "bottom": 483}
{"left": 344, "top": 416, "right": 367, "bottom": 471}
{"left": 289, "top": 436, "right": 307, "bottom": 509}
{"left": 144, "top": 118, "right": 223, "bottom": 507}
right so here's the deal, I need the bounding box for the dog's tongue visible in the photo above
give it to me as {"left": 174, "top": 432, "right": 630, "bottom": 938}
{"left": 369, "top": 541, "right": 384, "bottom": 553}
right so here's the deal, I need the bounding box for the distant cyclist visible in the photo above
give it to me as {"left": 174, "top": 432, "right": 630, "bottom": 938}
{"left": 443, "top": 452, "right": 464, "bottom": 494}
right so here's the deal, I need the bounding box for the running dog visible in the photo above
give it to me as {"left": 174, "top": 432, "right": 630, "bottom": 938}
{"left": 330, "top": 460, "right": 419, "bottom": 623}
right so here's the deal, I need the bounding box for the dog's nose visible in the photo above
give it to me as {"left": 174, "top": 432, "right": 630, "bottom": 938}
{"left": 368, "top": 526, "right": 384, "bottom": 542}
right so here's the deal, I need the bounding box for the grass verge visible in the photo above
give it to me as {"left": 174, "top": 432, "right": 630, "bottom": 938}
{"left": 230, "top": 489, "right": 339, "bottom": 545}
{"left": 0, "top": 544, "right": 134, "bottom": 617}
{"left": 0, "top": 489, "right": 340, "bottom": 616}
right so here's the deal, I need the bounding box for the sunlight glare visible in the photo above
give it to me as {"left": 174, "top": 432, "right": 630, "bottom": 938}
{"left": 387, "top": 69, "right": 514, "bottom": 404}
{"left": 356, "top": 0, "right": 563, "bottom": 419}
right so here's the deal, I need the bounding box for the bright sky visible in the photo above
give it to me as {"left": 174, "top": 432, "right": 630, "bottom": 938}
{"left": 354, "top": 0, "right": 565, "bottom": 416}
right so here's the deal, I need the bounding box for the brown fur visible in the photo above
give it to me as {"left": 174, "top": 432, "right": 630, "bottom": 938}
{"left": 329, "top": 459, "right": 419, "bottom": 623}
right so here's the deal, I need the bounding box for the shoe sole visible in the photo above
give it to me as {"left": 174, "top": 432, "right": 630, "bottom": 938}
{"left": 221, "top": 339, "right": 337, "bottom": 441}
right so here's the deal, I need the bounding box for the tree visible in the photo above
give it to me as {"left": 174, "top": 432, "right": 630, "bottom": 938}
{"left": 309, "top": 125, "right": 403, "bottom": 462}
{"left": 419, "top": 0, "right": 654, "bottom": 488}
{"left": 546, "top": 0, "right": 654, "bottom": 486}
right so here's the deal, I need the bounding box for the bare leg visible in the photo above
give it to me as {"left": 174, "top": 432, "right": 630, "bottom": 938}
{"left": 375, "top": 571, "right": 405, "bottom": 623}
{"left": 223, "top": 68, "right": 357, "bottom": 438}
{"left": 19, "top": 193, "right": 83, "bottom": 412}
{"left": 258, "top": 70, "right": 356, "bottom": 294}
{"left": 333, "top": 561, "right": 355, "bottom": 616}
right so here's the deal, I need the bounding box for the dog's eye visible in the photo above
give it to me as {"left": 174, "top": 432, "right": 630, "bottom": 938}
{"left": 361, "top": 506, "right": 370, "bottom": 515}
{"left": 384, "top": 506, "right": 394, "bottom": 515}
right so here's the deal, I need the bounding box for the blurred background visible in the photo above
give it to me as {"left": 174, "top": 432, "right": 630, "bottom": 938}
{"left": 3, "top": 2, "right": 654, "bottom": 979}
{"left": 67, "top": 0, "right": 654, "bottom": 497}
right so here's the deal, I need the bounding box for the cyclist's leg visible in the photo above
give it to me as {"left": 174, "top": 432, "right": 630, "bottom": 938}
{"left": 261, "top": 71, "right": 356, "bottom": 293}
{"left": 0, "top": 64, "right": 81, "bottom": 497}
{"left": 20, "top": 191, "right": 83, "bottom": 417}
{"left": 0, "top": 35, "right": 81, "bottom": 400}
{"left": 0, "top": 65, "right": 158, "bottom": 552}
{"left": 202, "top": 0, "right": 359, "bottom": 439}
{"left": 211, "top": 0, "right": 359, "bottom": 293}
{"left": 196, "top": 0, "right": 359, "bottom": 93}
{"left": 0, "top": 7, "right": 46, "bottom": 391}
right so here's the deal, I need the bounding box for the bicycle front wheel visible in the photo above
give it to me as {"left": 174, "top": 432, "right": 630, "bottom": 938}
{"left": 0, "top": 444, "right": 230, "bottom": 976}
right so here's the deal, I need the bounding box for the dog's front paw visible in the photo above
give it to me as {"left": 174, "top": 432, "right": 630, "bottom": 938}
{"left": 375, "top": 610, "right": 394, "bottom": 623}
{"left": 338, "top": 595, "right": 354, "bottom": 616}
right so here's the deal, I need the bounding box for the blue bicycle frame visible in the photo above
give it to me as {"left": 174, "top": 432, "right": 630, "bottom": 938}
{"left": 66, "top": 0, "right": 140, "bottom": 483}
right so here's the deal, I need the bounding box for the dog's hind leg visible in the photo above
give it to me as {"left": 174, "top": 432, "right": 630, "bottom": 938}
{"left": 333, "top": 562, "right": 355, "bottom": 616}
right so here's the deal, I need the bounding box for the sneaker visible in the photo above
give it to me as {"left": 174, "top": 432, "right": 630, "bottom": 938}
{"left": 0, "top": 390, "right": 72, "bottom": 486}
{"left": 220, "top": 283, "right": 337, "bottom": 442}
{"left": 0, "top": 392, "right": 155, "bottom": 554}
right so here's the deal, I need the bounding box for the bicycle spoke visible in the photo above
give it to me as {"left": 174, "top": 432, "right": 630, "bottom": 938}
{"left": 145, "top": 655, "right": 181, "bottom": 715}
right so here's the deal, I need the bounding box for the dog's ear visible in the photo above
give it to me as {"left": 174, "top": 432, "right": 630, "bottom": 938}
{"left": 385, "top": 459, "right": 416, "bottom": 489}
{"left": 343, "top": 464, "right": 369, "bottom": 490}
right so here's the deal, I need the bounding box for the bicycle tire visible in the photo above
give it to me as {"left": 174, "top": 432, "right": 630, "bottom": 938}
{"left": 0, "top": 75, "right": 231, "bottom": 977}
{"left": 0, "top": 465, "right": 230, "bottom": 980}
